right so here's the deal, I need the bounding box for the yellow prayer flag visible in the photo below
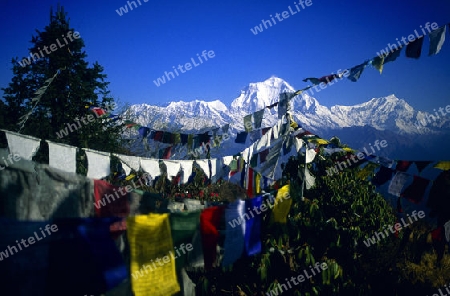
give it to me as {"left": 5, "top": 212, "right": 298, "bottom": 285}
{"left": 271, "top": 184, "right": 292, "bottom": 223}
{"left": 434, "top": 161, "right": 450, "bottom": 171}
{"left": 125, "top": 173, "right": 136, "bottom": 181}
{"left": 127, "top": 214, "right": 180, "bottom": 296}
{"left": 316, "top": 138, "right": 329, "bottom": 145}
{"left": 372, "top": 54, "right": 386, "bottom": 74}
{"left": 357, "top": 163, "right": 379, "bottom": 180}
{"left": 255, "top": 172, "right": 261, "bottom": 194}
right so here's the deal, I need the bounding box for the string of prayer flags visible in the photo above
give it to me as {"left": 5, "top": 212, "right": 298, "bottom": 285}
{"left": 302, "top": 73, "right": 341, "bottom": 85}
{"left": 17, "top": 69, "right": 61, "bottom": 133}
{"left": 299, "top": 22, "right": 449, "bottom": 88}
{"left": 124, "top": 120, "right": 235, "bottom": 154}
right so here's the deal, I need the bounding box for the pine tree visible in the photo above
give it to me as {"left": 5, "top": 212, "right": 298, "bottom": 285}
{"left": 1, "top": 5, "right": 125, "bottom": 153}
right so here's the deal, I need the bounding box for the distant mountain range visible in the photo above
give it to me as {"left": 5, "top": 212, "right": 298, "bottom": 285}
{"left": 127, "top": 77, "right": 450, "bottom": 160}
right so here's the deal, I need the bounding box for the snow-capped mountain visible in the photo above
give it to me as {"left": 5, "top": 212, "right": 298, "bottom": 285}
{"left": 127, "top": 76, "right": 450, "bottom": 159}
{"left": 230, "top": 77, "right": 294, "bottom": 114}
{"left": 129, "top": 100, "right": 231, "bottom": 132}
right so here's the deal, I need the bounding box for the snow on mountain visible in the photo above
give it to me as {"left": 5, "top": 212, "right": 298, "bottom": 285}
{"left": 130, "top": 99, "right": 232, "bottom": 132}
{"left": 329, "top": 95, "right": 415, "bottom": 132}
{"left": 230, "top": 76, "right": 295, "bottom": 114}
{"left": 126, "top": 76, "right": 450, "bottom": 158}
{"left": 290, "top": 93, "right": 338, "bottom": 131}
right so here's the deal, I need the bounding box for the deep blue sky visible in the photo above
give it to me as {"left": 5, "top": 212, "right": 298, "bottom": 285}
{"left": 1, "top": 0, "right": 449, "bottom": 112}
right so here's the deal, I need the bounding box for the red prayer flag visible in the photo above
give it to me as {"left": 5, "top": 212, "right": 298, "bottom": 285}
{"left": 200, "top": 206, "right": 225, "bottom": 270}
{"left": 94, "top": 179, "right": 130, "bottom": 239}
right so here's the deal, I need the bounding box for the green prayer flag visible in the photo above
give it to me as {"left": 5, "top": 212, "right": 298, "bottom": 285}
{"left": 244, "top": 114, "right": 253, "bottom": 132}
{"left": 169, "top": 211, "right": 201, "bottom": 269}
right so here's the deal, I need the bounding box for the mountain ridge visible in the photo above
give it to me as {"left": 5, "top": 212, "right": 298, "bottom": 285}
{"left": 126, "top": 77, "right": 450, "bottom": 159}
{"left": 130, "top": 76, "right": 448, "bottom": 135}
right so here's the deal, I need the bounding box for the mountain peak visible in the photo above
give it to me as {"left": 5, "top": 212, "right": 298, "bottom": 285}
{"left": 230, "top": 76, "right": 295, "bottom": 113}
{"left": 129, "top": 77, "right": 443, "bottom": 137}
{"left": 259, "top": 76, "right": 290, "bottom": 87}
